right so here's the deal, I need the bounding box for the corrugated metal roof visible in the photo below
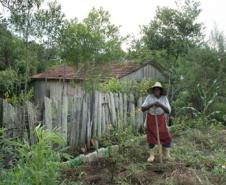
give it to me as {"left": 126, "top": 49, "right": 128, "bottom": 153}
{"left": 31, "top": 61, "right": 164, "bottom": 81}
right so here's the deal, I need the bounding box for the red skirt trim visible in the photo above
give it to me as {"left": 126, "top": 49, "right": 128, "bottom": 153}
{"left": 146, "top": 113, "right": 172, "bottom": 145}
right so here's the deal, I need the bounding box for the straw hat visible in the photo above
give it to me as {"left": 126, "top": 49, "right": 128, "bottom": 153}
{"left": 151, "top": 81, "right": 163, "bottom": 89}
{"left": 148, "top": 81, "right": 167, "bottom": 95}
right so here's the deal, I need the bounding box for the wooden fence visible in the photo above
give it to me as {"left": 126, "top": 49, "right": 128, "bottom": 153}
{"left": 0, "top": 91, "right": 146, "bottom": 149}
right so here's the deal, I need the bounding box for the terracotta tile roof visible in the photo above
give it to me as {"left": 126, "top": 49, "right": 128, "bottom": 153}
{"left": 32, "top": 66, "right": 75, "bottom": 80}
{"left": 31, "top": 61, "right": 164, "bottom": 81}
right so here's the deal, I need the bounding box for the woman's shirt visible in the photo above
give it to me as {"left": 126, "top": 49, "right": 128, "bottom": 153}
{"left": 142, "top": 94, "right": 171, "bottom": 115}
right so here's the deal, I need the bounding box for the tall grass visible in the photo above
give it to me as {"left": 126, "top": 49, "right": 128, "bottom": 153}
{"left": 0, "top": 125, "right": 65, "bottom": 185}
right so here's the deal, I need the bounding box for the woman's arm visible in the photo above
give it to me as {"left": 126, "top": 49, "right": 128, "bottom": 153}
{"left": 155, "top": 102, "right": 170, "bottom": 114}
{"left": 155, "top": 96, "right": 171, "bottom": 114}
{"left": 141, "top": 103, "right": 155, "bottom": 112}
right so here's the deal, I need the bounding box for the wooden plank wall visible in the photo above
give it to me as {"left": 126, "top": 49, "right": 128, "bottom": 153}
{"left": 1, "top": 91, "right": 146, "bottom": 149}
{"left": 0, "top": 98, "right": 3, "bottom": 128}
{"left": 119, "top": 64, "right": 166, "bottom": 82}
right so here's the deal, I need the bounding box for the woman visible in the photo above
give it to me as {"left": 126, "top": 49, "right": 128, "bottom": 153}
{"left": 141, "top": 82, "right": 173, "bottom": 162}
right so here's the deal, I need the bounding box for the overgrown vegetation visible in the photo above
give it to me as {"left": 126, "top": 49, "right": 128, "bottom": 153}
{"left": 0, "top": 0, "right": 226, "bottom": 120}
{"left": 61, "top": 119, "right": 226, "bottom": 185}
{"left": 0, "top": 116, "right": 226, "bottom": 184}
{"left": 0, "top": 125, "right": 66, "bottom": 185}
{"left": 99, "top": 78, "right": 157, "bottom": 97}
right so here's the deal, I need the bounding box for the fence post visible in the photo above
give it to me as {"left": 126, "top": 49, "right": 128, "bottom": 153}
{"left": 4, "top": 103, "right": 15, "bottom": 137}
{"left": 80, "top": 94, "right": 88, "bottom": 145}
{"left": 70, "top": 96, "right": 82, "bottom": 149}
{"left": 101, "top": 93, "right": 106, "bottom": 133}
{"left": 123, "top": 94, "right": 128, "bottom": 126}
{"left": 109, "top": 92, "right": 116, "bottom": 125}
{"left": 97, "top": 92, "right": 102, "bottom": 137}
{"left": 92, "top": 91, "right": 99, "bottom": 137}
{"left": 118, "top": 93, "right": 123, "bottom": 127}
{"left": 26, "top": 101, "right": 37, "bottom": 144}
{"left": 136, "top": 97, "right": 143, "bottom": 130}
{"left": 44, "top": 97, "right": 52, "bottom": 130}
{"left": 114, "top": 93, "right": 119, "bottom": 125}
{"left": 129, "top": 94, "right": 136, "bottom": 127}
{"left": 86, "top": 93, "right": 92, "bottom": 148}
{"left": 0, "top": 98, "right": 3, "bottom": 128}
{"left": 104, "top": 93, "right": 110, "bottom": 131}
{"left": 62, "top": 96, "right": 68, "bottom": 142}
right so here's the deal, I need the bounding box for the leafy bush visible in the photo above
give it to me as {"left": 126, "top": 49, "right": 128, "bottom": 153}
{"left": 172, "top": 90, "right": 191, "bottom": 108}
{"left": 1, "top": 125, "right": 65, "bottom": 185}
{"left": 100, "top": 124, "right": 137, "bottom": 147}
{"left": 170, "top": 115, "right": 223, "bottom": 136}
{"left": 6, "top": 88, "right": 34, "bottom": 105}
{"left": 0, "top": 69, "right": 18, "bottom": 97}
{"left": 99, "top": 78, "right": 159, "bottom": 97}
{"left": 99, "top": 78, "right": 123, "bottom": 93}
{"left": 174, "top": 80, "right": 224, "bottom": 123}
{"left": 211, "top": 101, "right": 226, "bottom": 124}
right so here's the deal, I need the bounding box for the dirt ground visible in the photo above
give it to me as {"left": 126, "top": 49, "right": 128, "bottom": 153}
{"left": 61, "top": 127, "right": 226, "bottom": 185}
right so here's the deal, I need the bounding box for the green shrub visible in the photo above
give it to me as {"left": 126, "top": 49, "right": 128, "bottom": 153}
{"left": 170, "top": 115, "right": 223, "bottom": 136}
{"left": 172, "top": 90, "right": 191, "bottom": 108}
{"left": 211, "top": 101, "right": 226, "bottom": 123}
{"left": 0, "top": 69, "right": 18, "bottom": 97}
{"left": 99, "top": 124, "right": 137, "bottom": 148}
{"left": 1, "top": 125, "right": 65, "bottom": 185}
{"left": 100, "top": 78, "right": 123, "bottom": 93}
{"left": 5, "top": 88, "right": 34, "bottom": 105}
{"left": 99, "top": 78, "right": 158, "bottom": 97}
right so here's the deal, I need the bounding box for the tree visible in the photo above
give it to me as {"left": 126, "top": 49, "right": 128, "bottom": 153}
{"left": 0, "top": 69, "right": 18, "bottom": 97}
{"left": 34, "top": 0, "right": 66, "bottom": 60}
{"left": 60, "top": 7, "right": 125, "bottom": 65}
{"left": 128, "top": 0, "right": 205, "bottom": 103}
{"left": 0, "top": 22, "right": 15, "bottom": 70}
{"left": 0, "top": 0, "right": 44, "bottom": 92}
{"left": 142, "top": 0, "right": 203, "bottom": 59}
{"left": 0, "top": 0, "right": 66, "bottom": 93}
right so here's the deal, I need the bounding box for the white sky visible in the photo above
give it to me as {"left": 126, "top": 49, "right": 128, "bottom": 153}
{"left": 58, "top": 0, "right": 226, "bottom": 38}
{"left": 2, "top": 0, "right": 226, "bottom": 48}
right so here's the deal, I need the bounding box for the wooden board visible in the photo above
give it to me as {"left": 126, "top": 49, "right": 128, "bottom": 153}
{"left": 44, "top": 97, "right": 52, "bottom": 130}
{"left": 86, "top": 93, "right": 92, "bottom": 148}
{"left": 26, "top": 101, "right": 37, "bottom": 144}
{"left": 92, "top": 91, "right": 99, "bottom": 137}
{"left": 80, "top": 94, "right": 87, "bottom": 145}
{"left": 97, "top": 92, "right": 102, "bottom": 137}
{"left": 136, "top": 97, "right": 144, "bottom": 130}
{"left": 0, "top": 98, "right": 3, "bottom": 128}
{"left": 109, "top": 92, "right": 116, "bottom": 125}
{"left": 129, "top": 94, "right": 136, "bottom": 127}
{"left": 123, "top": 94, "right": 128, "bottom": 126}
{"left": 62, "top": 96, "right": 68, "bottom": 142}
{"left": 118, "top": 93, "right": 123, "bottom": 127}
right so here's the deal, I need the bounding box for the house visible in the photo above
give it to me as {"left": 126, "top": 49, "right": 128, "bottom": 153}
{"left": 31, "top": 60, "right": 167, "bottom": 104}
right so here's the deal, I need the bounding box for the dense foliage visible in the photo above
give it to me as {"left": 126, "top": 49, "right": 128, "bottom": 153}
{"left": 0, "top": 125, "right": 66, "bottom": 185}
{"left": 128, "top": 0, "right": 226, "bottom": 122}
{"left": 0, "top": 2, "right": 126, "bottom": 100}
{"left": 0, "top": 0, "right": 225, "bottom": 112}
{"left": 60, "top": 8, "right": 125, "bottom": 65}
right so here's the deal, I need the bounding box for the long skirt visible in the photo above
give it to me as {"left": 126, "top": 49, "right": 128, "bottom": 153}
{"left": 146, "top": 113, "right": 172, "bottom": 145}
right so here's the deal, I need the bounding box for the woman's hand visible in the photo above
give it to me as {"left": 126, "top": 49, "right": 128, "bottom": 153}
{"left": 154, "top": 102, "right": 170, "bottom": 114}
{"left": 141, "top": 103, "right": 155, "bottom": 112}
{"left": 153, "top": 102, "right": 162, "bottom": 107}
